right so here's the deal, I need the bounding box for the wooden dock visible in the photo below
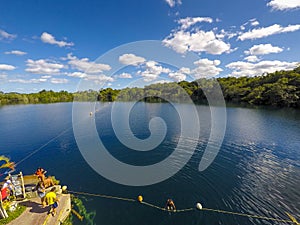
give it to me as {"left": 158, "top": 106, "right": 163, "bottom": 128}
{"left": 7, "top": 194, "right": 71, "bottom": 225}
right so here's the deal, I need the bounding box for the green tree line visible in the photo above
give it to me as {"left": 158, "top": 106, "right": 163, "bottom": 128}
{"left": 1, "top": 66, "right": 300, "bottom": 108}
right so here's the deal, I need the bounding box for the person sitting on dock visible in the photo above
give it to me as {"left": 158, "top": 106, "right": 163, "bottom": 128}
{"left": 165, "top": 199, "right": 176, "bottom": 211}
{"left": 45, "top": 187, "right": 59, "bottom": 216}
{"left": 35, "top": 167, "right": 54, "bottom": 188}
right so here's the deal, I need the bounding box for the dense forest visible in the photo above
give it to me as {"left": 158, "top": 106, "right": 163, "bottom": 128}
{"left": 1, "top": 66, "right": 300, "bottom": 108}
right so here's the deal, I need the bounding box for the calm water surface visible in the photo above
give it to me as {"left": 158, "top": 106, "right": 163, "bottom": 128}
{"left": 0, "top": 102, "right": 299, "bottom": 225}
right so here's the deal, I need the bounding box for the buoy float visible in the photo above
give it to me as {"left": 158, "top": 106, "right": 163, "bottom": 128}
{"left": 62, "top": 185, "right": 67, "bottom": 192}
{"left": 137, "top": 195, "right": 143, "bottom": 203}
{"left": 196, "top": 203, "right": 202, "bottom": 210}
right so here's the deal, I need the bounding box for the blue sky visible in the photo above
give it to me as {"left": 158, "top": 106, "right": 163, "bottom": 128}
{"left": 0, "top": 0, "right": 300, "bottom": 93}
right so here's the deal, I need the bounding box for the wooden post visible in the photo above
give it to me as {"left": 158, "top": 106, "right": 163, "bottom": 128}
{"left": 20, "top": 172, "right": 26, "bottom": 199}
{"left": 0, "top": 192, "right": 8, "bottom": 219}
{"left": 0, "top": 192, "right": 4, "bottom": 219}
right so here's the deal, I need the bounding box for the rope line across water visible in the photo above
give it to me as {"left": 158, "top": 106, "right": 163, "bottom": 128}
{"left": 68, "top": 190, "right": 297, "bottom": 224}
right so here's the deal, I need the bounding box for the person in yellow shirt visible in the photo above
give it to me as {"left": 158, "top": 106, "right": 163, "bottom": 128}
{"left": 45, "top": 187, "right": 59, "bottom": 216}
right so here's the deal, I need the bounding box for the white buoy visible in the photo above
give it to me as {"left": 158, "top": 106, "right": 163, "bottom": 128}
{"left": 196, "top": 203, "right": 203, "bottom": 210}
{"left": 62, "top": 185, "right": 67, "bottom": 192}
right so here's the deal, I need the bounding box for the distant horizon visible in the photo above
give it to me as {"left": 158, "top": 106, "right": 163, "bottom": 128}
{"left": 1, "top": 0, "right": 300, "bottom": 93}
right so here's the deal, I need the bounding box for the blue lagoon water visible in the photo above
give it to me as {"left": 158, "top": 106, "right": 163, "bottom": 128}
{"left": 0, "top": 102, "right": 299, "bottom": 225}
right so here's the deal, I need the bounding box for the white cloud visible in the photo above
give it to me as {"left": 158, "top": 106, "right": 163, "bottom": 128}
{"left": 66, "top": 71, "right": 87, "bottom": 78}
{"left": 165, "top": 0, "right": 181, "bottom": 8}
{"left": 216, "top": 29, "right": 237, "bottom": 39}
{"left": 138, "top": 61, "right": 171, "bottom": 82}
{"left": 25, "top": 59, "right": 64, "bottom": 75}
{"left": 119, "top": 54, "right": 146, "bottom": 66}
{"left": 51, "top": 78, "right": 69, "bottom": 84}
{"left": 244, "top": 55, "right": 259, "bottom": 62}
{"left": 0, "top": 64, "right": 16, "bottom": 70}
{"left": 192, "top": 58, "right": 223, "bottom": 78}
{"left": 41, "top": 32, "right": 74, "bottom": 47}
{"left": 9, "top": 78, "right": 47, "bottom": 84}
{"left": 267, "top": 0, "right": 300, "bottom": 10}
{"left": 67, "top": 53, "right": 111, "bottom": 73}
{"left": 4, "top": 50, "right": 27, "bottom": 56}
{"left": 238, "top": 24, "right": 300, "bottom": 41}
{"left": 226, "top": 60, "right": 298, "bottom": 77}
{"left": 163, "top": 30, "right": 231, "bottom": 54}
{"left": 152, "top": 79, "right": 173, "bottom": 84}
{"left": 41, "top": 75, "right": 51, "bottom": 79}
{"left": 245, "top": 44, "right": 283, "bottom": 55}
{"left": 178, "top": 67, "right": 191, "bottom": 74}
{"left": 167, "top": 66, "right": 191, "bottom": 82}
{"left": 251, "top": 20, "right": 260, "bottom": 26}
{"left": 168, "top": 72, "right": 186, "bottom": 82}
{"left": 0, "top": 29, "right": 16, "bottom": 40}
{"left": 240, "top": 19, "right": 260, "bottom": 31}
{"left": 178, "top": 17, "right": 213, "bottom": 30}
{"left": 117, "top": 72, "right": 132, "bottom": 79}
{"left": 83, "top": 74, "right": 114, "bottom": 84}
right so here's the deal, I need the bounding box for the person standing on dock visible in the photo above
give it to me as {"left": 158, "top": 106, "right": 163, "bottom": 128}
{"left": 36, "top": 180, "right": 46, "bottom": 207}
{"left": 45, "top": 187, "right": 59, "bottom": 216}
{"left": 1, "top": 178, "right": 14, "bottom": 199}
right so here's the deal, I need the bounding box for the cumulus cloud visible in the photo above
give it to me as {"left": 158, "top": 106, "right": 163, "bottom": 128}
{"left": 0, "top": 64, "right": 16, "bottom": 71}
{"left": 41, "top": 32, "right": 74, "bottom": 47}
{"left": 163, "top": 30, "right": 231, "bottom": 54}
{"left": 178, "top": 67, "right": 191, "bottom": 74}
{"left": 245, "top": 44, "right": 283, "bottom": 55}
{"left": 244, "top": 55, "right": 259, "bottom": 62}
{"left": 267, "top": 0, "right": 300, "bottom": 10}
{"left": 216, "top": 29, "right": 237, "bottom": 39}
{"left": 238, "top": 24, "right": 300, "bottom": 41}
{"left": 168, "top": 71, "right": 186, "bottom": 82}
{"left": 4, "top": 50, "right": 27, "bottom": 56}
{"left": 51, "top": 78, "right": 69, "bottom": 84}
{"left": 137, "top": 61, "right": 171, "bottom": 82}
{"left": 66, "top": 72, "right": 87, "bottom": 78}
{"left": 117, "top": 72, "right": 132, "bottom": 79}
{"left": 192, "top": 58, "right": 223, "bottom": 78}
{"left": 167, "top": 67, "right": 191, "bottom": 82}
{"left": 25, "top": 59, "right": 64, "bottom": 75}
{"left": 119, "top": 54, "right": 146, "bottom": 66}
{"left": 226, "top": 60, "right": 298, "bottom": 77}
{"left": 0, "top": 29, "right": 16, "bottom": 40}
{"left": 83, "top": 74, "right": 114, "bottom": 84}
{"left": 67, "top": 53, "right": 111, "bottom": 73}
{"left": 165, "top": 0, "right": 181, "bottom": 8}
{"left": 178, "top": 17, "right": 213, "bottom": 30}
{"left": 66, "top": 70, "right": 113, "bottom": 85}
